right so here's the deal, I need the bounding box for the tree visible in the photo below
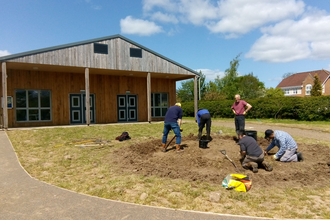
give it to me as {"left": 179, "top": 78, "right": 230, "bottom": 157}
{"left": 214, "top": 54, "right": 240, "bottom": 99}
{"left": 311, "top": 74, "right": 322, "bottom": 96}
{"left": 236, "top": 73, "right": 265, "bottom": 99}
{"left": 282, "top": 72, "right": 295, "bottom": 79}
{"left": 203, "top": 81, "right": 225, "bottom": 100}
{"left": 265, "top": 87, "right": 285, "bottom": 98}
{"left": 176, "top": 71, "right": 206, "bottom": 102}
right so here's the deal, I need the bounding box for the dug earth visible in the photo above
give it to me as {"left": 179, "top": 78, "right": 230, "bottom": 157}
{"left": 112, "top": 134, "right": 330, "bottom": 189}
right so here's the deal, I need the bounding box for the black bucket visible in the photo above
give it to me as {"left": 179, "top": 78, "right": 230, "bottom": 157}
{"left": 245, "top": 130, "right": 257, "bottom": 141}
{"left": 199, "top": 140, "right": 209, "bottom": 148}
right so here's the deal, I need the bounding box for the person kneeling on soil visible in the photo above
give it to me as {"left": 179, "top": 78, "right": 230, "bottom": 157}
{"left": 264, "top": 129, "right": 303, "bottom": 162}
{"left": 238, "top": 130, "right": 273, "bottom": 173}
{"left": 196, "top": 108, "right": 212, "bottom": 141}
{"left": 162, "top": 103, "right": 184, "bottom": 153}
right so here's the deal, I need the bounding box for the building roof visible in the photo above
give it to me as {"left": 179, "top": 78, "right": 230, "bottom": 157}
{"left": 0, "top": 34, "right": 199, "bottom": 76}
{"left": 276, "top": 69, "right": 330, "bottom": 88}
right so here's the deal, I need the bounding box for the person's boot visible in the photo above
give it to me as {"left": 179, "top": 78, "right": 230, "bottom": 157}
{"left": 207, "top": 134, "right": 212, "bottom": 142}
{"left": 248, "top": 162, "right": 258, "bottom": 173}
{"left": 161, "top": 143, "right": 167, "bottom": 152}
{"left": 197, "top": 132, "right": 202, "bottom": 141}
{"left": 296, "top": 152, "right": 304, "bottom": 162}
{"left": 262, "top": 161, "right": 273, "bottom": 171}
{"left": 176, "top": 144, "right": 184, "bottom": 153}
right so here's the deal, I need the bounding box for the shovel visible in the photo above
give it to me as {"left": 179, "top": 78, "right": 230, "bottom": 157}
{"left": 220, "top": 150, "right": 240, "bottom": 171}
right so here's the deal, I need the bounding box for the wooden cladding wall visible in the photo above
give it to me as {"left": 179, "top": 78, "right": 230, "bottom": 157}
{"left": 8, "top": 38, "right": 196, "bottom": 76}
{"left": 5, "top": 69, "right": 176, "bottom": 127}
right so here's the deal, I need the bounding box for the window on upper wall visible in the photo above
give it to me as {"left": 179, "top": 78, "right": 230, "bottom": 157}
{"left": 305, "top": 84, "right": 312, "bottom": 95}
{"left": 293, "top": 89, "right": 297, "bottom": 94}
{"left": 284, "top": 89, "right": 290, "bottom": 95}
{"left": 151, "top": 93, "right": 168, "bottom": 117}
{"left": 130, "top": 48, "right": 142, "bottom": 58}
{"left": 15, "top": 90, "right": 52, "bottom": 122}
{"left": 94, "top": 43, "right": 108, "bottom": 54}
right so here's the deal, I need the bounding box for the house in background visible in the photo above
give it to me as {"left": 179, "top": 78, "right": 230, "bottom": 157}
{"left": 0, "top": 34, "right": 199, "bottom": 128}
{"left": 276, "top": 69, "right": 330, "bottom": 97}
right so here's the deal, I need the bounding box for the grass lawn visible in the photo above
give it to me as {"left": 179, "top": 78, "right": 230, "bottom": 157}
{"left": 7, "top": 120, "right": 330, "bottom": 219}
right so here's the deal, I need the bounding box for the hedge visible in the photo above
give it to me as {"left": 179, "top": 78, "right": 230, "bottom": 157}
{"left": 181, "top": 96, "right": 330, "bottom": 121}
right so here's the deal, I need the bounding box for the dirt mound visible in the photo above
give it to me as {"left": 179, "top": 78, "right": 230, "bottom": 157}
{"left": 111, "top": 134, "right": 330, "bottom": 189}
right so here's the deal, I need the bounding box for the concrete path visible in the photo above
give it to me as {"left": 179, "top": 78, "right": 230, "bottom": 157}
{"left": 0, "top": 131, "right": 266, "bottom": 220}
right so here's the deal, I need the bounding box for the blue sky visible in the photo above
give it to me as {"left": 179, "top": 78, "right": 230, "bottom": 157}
{"left": 1, "top": 0, "right": 330, "bottom": 88}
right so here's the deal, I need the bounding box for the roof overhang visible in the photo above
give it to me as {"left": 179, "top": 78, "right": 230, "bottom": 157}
{"left": 0, "top": 61, "right": 195, "bottom": 81}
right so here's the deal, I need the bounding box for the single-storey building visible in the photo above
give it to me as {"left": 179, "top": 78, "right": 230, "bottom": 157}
{"left": 276, "top": 69, "right": 330, "bottom": 97}
{"left": 0, "top": 34, "right": 199, "bottom": 128}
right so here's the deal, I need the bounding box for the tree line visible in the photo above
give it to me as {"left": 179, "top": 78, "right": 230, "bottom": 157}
{"left": 177, "top": 55, "right": 323, "bottom": 102}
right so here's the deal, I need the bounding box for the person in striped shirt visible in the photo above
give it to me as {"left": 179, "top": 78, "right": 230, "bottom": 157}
{"left": 264, "top": 129, "right": 303, "bottom": 162}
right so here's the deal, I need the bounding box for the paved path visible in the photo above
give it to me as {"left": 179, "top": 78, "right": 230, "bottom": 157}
{"left": 0, "top": 131, "right": 267, "bottom": 220}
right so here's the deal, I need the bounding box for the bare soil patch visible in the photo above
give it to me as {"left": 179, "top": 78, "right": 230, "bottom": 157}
{"left": 112, "top": 134, "right": 330, "bottom": 189}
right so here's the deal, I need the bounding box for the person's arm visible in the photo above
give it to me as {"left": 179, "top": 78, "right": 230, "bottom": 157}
{"left": 177, "top": 119, "right": 182, "bottom": 127}
{"left": 196, "top": 112, "right": 200, "bottom": 126}
{"left": 244, "top": 103, "right": 252, "bottom": 114}
{"left": 231, "top": 104, "right": 236, "bottom": 114}
{"left": 265, "top": 140, "right": 276, "bottom": 153}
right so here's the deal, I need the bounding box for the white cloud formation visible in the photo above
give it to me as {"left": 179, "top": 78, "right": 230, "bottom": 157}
{"left": 142, "top": 0, "right": 305, "bottom": 37}
{"left": 151, "top": 12, "right": 179, "bottom": 24}
{"left": 120, "top": 16, "right": 163, "bottom": 36}
{"left": 268, "top": 77, "right": 283, "bottom": 82}
{"left": 85, "top": 0, "right": 102, "bottom": 10}
{"left": 206, "top": 0, "right": 305, "bottom": 36}
{"left": 196, "top": 68, "right": 225, "bottom": 81}
{"left": 0, "top": 50, "right": 10, "bottom": 57}
{"left": 246, "top": 9, "right": 330, "bottom": 62}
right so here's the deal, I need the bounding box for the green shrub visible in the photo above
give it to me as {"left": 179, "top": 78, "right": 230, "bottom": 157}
{"left": 182, "top": 96, "right": 330, "bottom": 121}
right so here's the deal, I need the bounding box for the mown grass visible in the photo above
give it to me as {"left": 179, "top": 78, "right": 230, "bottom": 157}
{"left": 7, "top": 121, "right": 330, "bottom": 219}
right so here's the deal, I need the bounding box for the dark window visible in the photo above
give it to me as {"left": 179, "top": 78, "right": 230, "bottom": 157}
{"left": 151, "top": 93, "right": 168, "bottom": 117}
{"left": 15, "top": 90, "right": 52, "bottom": 122}
{"left": 130, "top": 48, "right": 142, "bottom": 58}
{"left": 94, "top": 43, "right": 108, "bottom": 54}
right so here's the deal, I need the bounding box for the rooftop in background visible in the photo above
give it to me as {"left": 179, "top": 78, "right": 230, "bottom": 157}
{"left": 277, "top": 69, "right": 330, "bottom": 88}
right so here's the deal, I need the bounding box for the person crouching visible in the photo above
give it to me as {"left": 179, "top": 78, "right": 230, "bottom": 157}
{"left": 238, "top": 130, "right": 273, "bottom": 173}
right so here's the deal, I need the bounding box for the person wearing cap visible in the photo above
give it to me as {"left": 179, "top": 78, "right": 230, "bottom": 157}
{"left": 264, "top": 129, "right": 303, "bottom": 162}
{"left": 196, "top": 109, "right": 212, "bottom": 141}
{"left": 231, "top": 94, "right": 252, "bottom": 135}
{"left": 238, "top": 130, "right": 273, "bottom": 173}
{"left": 162, "top": 103, "right": 184, "bottom": 153}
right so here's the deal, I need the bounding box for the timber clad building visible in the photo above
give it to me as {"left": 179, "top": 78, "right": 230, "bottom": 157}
{"left": 0, "top": 35, "right": 199, "bottom": 128}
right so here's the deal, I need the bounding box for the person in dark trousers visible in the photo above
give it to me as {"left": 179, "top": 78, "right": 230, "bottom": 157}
{"left": 231, "top": 94, "right": 252, "bottom": 136}
{"left": 264, "top": 129, "right": 303, "bottom": 162}
{"left": 196, "top": 109, "right": 212, "bottom": 141}
{"left": 238, "top": 130, "right": 273, "bottom": 173}
{"left": 162, "top": 103, "right": 184, "bottom": 153}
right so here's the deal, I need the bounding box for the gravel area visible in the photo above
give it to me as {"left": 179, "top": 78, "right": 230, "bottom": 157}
{"left": 214, "top": 121, "right": 330, "bottom": 142}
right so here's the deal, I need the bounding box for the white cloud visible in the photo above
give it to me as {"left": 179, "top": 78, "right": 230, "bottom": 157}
{"left": 206, "top": 0, "right": 305, "bottom": 36}
{"left": 120, "top": 16, "right": 163, "bottom": 36}
{"left": 268, "top": 77, "right": 283, "bottom": 82}
{"left": 151, "top": 12, "right": 179, "bottom": 24}
{"left": 142, "top": 0, "right": 305, "bottom": 37}
{"left": 196, "top": 68, "right": 225, "bottom": 81}
{"left": 85, "top": 0, "right": 102, "bottom": 10}
{"left": 0, "top": 50, "right": 10, "bottom": 57}
{"left": 246, "top": 9, "right": 330, "bottom": 62}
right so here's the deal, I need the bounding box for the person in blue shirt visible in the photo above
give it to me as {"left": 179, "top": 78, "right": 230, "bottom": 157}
{"left": 196, "top": 109, "right": 211, "bottom": 141}
{"left": 264, "top": 129, "right": 303, "bottom": 162}
{"left": 162, "top": 103, "right": 184, "bottom": 153}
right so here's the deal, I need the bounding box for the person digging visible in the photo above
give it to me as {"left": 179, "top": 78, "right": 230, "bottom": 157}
{"left": 264, "top": 129, "right": 303, "bottom": 162}
{"left": 196, "top": 108, "right": 212, "bottom": 141}
{"left": 237, "top": 130, "right": 273, "bottom": 173}
{"left": 161, "top": 103, "right": 184, "bottom": 153}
